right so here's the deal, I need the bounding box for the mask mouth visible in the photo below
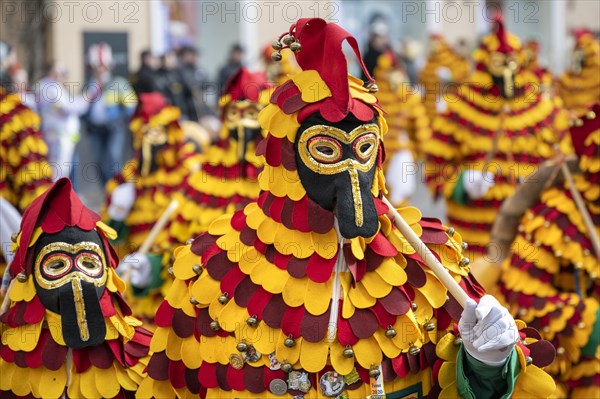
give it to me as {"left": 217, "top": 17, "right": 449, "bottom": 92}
{"left": 57, "top": 279, "right": 106, "bottom": 349}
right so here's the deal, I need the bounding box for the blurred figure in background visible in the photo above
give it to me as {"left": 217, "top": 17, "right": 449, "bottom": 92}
{"left": 217, "top": 43, "right": 244, "bottom": 89}
{"left": 362, "top": 19, "right": 390, "bottom": 80}
{"left": 132, "top": 49, "right": 159, "bottom": 94}
{"left": 35, "top": 62, "right": 89, "bottom": 180}
{"left": 0, "top": 41, "right": 17, "bottom": 91}
{"left": 155, "top": 50, "right": 187, "bottom": 116}
{"left": 82, "top": 42, "right": 137, "bottom": 185}
{"left": 178, "top": 46, "right": 214, "bottom": 121}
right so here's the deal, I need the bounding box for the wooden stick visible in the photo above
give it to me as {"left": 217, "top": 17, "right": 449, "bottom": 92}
{"left": 122, "top": 199, "right": 179, "bottom": 285}
{"left": 560, "top": 163, "right": 600, "bottom": 258}
{"left": 382, "top": 196, "right": 470, "bottom": 307}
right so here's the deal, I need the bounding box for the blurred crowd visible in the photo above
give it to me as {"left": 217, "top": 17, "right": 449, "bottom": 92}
{"left": 0, "top": 40, "right": 250, "bottom": 189}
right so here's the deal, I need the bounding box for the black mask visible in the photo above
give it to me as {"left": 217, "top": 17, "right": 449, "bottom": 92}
{"left": 139, "top": 126, "right": 168, "bottom": 176}
{"left": 295, "top": 113, "right": 381, "bottom": 239}
{"left": 488, "top": 52, "right": 518, "bottom": 99}
{"left": 224, "top": 100, "right": 262, "bottom": 171}
{"left": 33, "top": 227, "right": 108, "bottom": 349}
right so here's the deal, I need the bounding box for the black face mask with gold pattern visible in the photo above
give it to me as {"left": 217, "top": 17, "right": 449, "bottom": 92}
{"left": 139, "top": 125, "right": 168, "bottom": 176}
{"left": 33, "top": 227, "right": 108, "bottom": 349}
{"left": 295, "top": 113, "right": 380, "bottom": 239}
{"left": 488, "top": 52, "right": 519, "bottom": 99}
{"left": 224, "top": 100, "right": 263, "bottom": 166}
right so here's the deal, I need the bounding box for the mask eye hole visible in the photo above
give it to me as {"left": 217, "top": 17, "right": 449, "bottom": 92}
{"left": 75, "top": 253, "right": 104, "bottom": 277}
{"left": 354, "top": 133, "right": 378, "bottom": 162}
{"left": 42, "top": 254, "right": 72, "bottom": 278}
{"left": 308, "top": 136, "right": 343, "bottom": 164}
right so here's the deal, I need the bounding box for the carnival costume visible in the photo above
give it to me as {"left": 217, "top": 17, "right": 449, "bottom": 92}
{"left": 418, "top": 34, "right": 470, "bottom": 121}
{"left": 175, "top": 68, "right": 272, "bottom": 239}
{"left": 424, "top": 16, "right": 570, "bottom": 257}
{"left": 497, "top": 104, "right": 600, "bottom": 398}
{"left": 137, "top": 18, "right": 556, "bottom": 399}
{"left": 104, "top": 92, "right": 202, "bottom": 322}
{"left": 0, "top": 178, "right": 151, "bottom": 398}
{"left": 558, "top": 30, "right": 600, "bottom": 117}
{"left": 373, "top": 50, "right": 430, "bottom": 206}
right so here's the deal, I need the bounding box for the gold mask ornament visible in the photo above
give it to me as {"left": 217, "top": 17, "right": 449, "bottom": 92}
{"left": 298, "top": 123, "right": 380, "bottom": 227}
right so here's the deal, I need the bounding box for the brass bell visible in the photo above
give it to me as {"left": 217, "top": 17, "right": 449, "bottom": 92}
{"left": 577, "top": 321, "right": 586, "bottom": 329}
{"left": 271, "top": 51, "right": 282, "bottom": 62}
{"left": 364, "top": 81, "right": 379, "bottom": 93}
{"left": 186, "top": 238, "right": 194, "bottom": 245}
{"left": 461, "top": 242, "right": 468, "bottom": 251}
{"left": 282, "top": 34, "right": 294, "bottom": 45}
{"left": 368, "top": 367, "right": 381, "bottom": 378}
{"left": 281, "top": 362, "right": 293, "bottom": 373}
{"left": 236, "top": 342, "right": 248, "bottom": 352}
{"left": 564, "top": 236, "right": 571, "bottom": 243}
{"left": 385, "top": 326, "right": 397, "bottom": 338}
{"left": 459, "top": 257, "right": 470, "bottom": 267}
{"left": 542, "top": 326, "right": 550, "bottom": 333}
{"left": 574, "top": 263, "right": 583, "bottom": 270}
{"left": 16, "top": 273, "right": 27, "bottom": 282}
{"left": 583, "top": 249, "right": 591, "bottom": 256}
{"left": 246, "top": 316, "right": 258, "bottom": 327}
{"left": 210, "top": 320, "right": 220, "bottom": 331}
{"left": 556, "top": 346, "right": 565, "bottom": 355}
{"left": 284, "top": 336, "right": 296, "bottom": 348}
{"left": 343, "top": 346, "right": 355, "bottom": 358}
{"left": 290, "top": 42, "right": 302, "bottom": 53}
{"left": 411, "top": 302, "right": 418, "bottom": 312}
{"left": 453, "top": 337, "right": 463, "bottom": 346}
{"left": 408, "top": 345, "right": 421, "bottom": 356}
{"left": 446, "top": 227, "right": 455, "bottom": 237}
{"left": 424, "top": 321, "right": 436, "bottom": 332}
{"left": 189, "top": 296, "right": 199, "bottom": 305}
{"left": 525, "top": 356, "right": 533, "bottom": 366}
{"left": 218, "top": 293, "right": 229, "bottom": 304}
{"left": 272, "top": 41, "right": 283, "bottom": 51}
{"left": 554, "top": 250, "right": 563, "bottom": 257}
{"left": 167, "top": 267, "right": 174, "bottom": 277}
{"left": 11, "top": 232, "right": 18, "bottom": 243}
{"left": 586, "top": 111, "right": 596, "bottom": 119}
{"left": 575, "top": 118, "right": 584, "bottom": 127}
{"left": 192, "top": 264, "right": 203, "bottom": 275}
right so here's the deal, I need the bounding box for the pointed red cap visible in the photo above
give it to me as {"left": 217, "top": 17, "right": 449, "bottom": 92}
{"left": 222, "top": 68, "right": 271, "bottom": 103}
{"left": 494, "top": 14, "right": 513, "bottom": 54}
{"left": 293, "top": 18, "right": 375, "bottom": 117}
{"left": 11, "top": 178, "right": 116, "bottom": 277}
{"left": 134, "top": 92, "right": 169, "bottom": 123}
{"left": 573, "top": 28, "right": 593, "bottom": 42}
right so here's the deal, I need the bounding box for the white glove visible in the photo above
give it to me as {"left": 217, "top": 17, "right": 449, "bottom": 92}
{"left": 117, "top": 252, "right": 153, "bottom": 288}
{"left": 463, "top": 169, "right": 495, "bottom": 200}
{"left": 458, "top": 295, "right": 519, "bottom": 366}
{"left": 385, "top": 149, "right": 417, "bottom": 205}
{"left": 107, "top": 182, "right": 136, "bottom": 221}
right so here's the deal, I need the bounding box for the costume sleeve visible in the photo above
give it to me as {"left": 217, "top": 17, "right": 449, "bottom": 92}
{"left": 456, "top": 345, "right": 520, "bottom": 399}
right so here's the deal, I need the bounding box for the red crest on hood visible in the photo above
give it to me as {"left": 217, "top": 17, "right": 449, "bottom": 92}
{"left": 11, "top": 178, "right": 118, "bottom": 277}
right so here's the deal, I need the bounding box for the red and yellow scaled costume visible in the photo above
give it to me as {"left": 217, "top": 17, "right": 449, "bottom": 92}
{"left": 104, "top": 93, "right": 202, "bottom": 322}
{"left": 418, "top": 34, "right": 470, "bottom": 121}
{"left": 424, "top": 17, "right": 570, "bottom": 257}
{"left": 0, "top": 87, "right": 53, "bottom": 295}
{"left": 174, "top": 69, "right": 272, "bottom": 240}
{"left": 558, "top": 30, "right": 600, "bottom": 117}
{"left": 0, "top": 88, "right": 52, "bottom": 211}
{"left": 137, "top": 19, "right": 555, "bottom": 399}
{"left": 521, "top": 39, "right": 553, "bottom": 88}
{"left": 374, "top": 50, "right": 430, "bottom": 162}
{"left": 0, "top": 179, "right": 151, "bottom": 398}
{"left": 498, "top": 104, "right": 600, "bottom": 399}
